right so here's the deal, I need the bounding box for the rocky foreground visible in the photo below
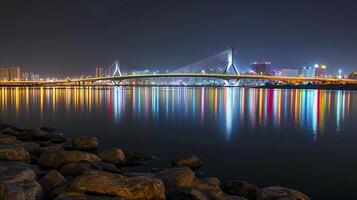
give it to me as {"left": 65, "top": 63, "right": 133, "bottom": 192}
{"left": 0, "top": 124, "right": 311, "bottom": 200}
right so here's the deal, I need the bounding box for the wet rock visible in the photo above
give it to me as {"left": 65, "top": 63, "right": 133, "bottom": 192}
{"left": 71, "top": 170, "right": 165, "bottom": 199}
{"left": 98, "top": 148, "right": 125, "bottom": 165}
{"left": 38, "top": 150, "right": 101, "bottom": 169}
{"left": 39, "top": 170, "right": 67, "bottom": 193}
{"left": 0, "top": 161, "right": 43, "bottom": 200}
{"left": 171, "top": 154, "right": 202, "bottom": 169}
{"left": 71, "top": 137, "right": 99, "bottom": 150}
{"left": 230, "top": 196, "right": 249, "bottom": 200}
{"left": 168, "top": 188, "right": 208, "bottom": 200}
{"left": 257, "top": 186, "right": 311, "bottom": 200}
{"left": 155, "top": 167, "right": 196, "bottom": 192}
{"left": 0, "top": 145, "right": 31, "bottom": 162}
{"left": 40, "top": 144, "right": 64, "bottom": 153}
{"left": 222, "top": 180, "right": 259, "bottom": 200}
{"left": 60, "top": 160, "right": 102, "bottom": 177}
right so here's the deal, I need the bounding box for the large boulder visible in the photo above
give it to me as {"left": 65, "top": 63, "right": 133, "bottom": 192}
{"left": 39, "top": 170, "right": 67, "bottom": 193}
{"left": 0, "top": 134, "right": 17, "bottom": 143}
{"left": 59, "top": 161, "right": 102, "bottom": 177}
{"left": 155, "top": 167, "right": 196, "bottom": 192}
{"left": 71, "top": 170, "right": 165, "bottom": 199}
{"left": 29, "top": 129, "right": 49, "bottom": 140}
{"left": 222, "top": 180, "right": 259, "bottom": 200}
{"left": 0, "top": 161, "right": 43, "bottom": 200}
{"left": 38, "top": 150, "right": 101, "bottom": 169}
{"left": 71, "top": 137, "right": 99, "bottom": 150}
{"left": 257, "top": 186, "right": 311, "bottom": 200}
{"left": 98, "top": 148, "right": 125, "bottom": 165}
{"left": 0, "top": 145, "right": 31, "bottom": 162}
{"left": 50, "top": 134, "right": 67, "bottom": 144}
{"left": 171, "top": 154, "right": 202, "bottom": 169}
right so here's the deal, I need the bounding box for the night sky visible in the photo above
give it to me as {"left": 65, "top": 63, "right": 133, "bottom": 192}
{"left": 0, "top": 0, "right": 356, "bottom": 77}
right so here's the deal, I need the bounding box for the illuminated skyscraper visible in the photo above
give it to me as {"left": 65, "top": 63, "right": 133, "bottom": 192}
{"left": 314, "top": 64, "right": 326, "bottom": 78}
{"left": 0, "top": 66, "right": 21, "bottom": 80}
{"left": 251, "top": 62, "right": 271, "bottom": 75}
{"left": 95, "top": 67, "right": 104, "bottom": 77}
{"left": 299, "top": 66, "right": 315, "bottom": 77}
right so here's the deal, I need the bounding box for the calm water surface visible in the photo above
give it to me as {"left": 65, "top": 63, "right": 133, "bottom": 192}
{"left": 1, "top": 87, "right": 356, "bottom": 199}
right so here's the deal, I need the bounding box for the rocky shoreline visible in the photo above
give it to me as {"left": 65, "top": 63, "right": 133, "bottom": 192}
{"left": 0, "top": 124, "right": 311, "bottom": 200}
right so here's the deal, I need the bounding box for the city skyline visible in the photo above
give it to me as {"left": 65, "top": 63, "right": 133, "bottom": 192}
{"left": 0, "top": 0, "right": 356, "bottom": 77}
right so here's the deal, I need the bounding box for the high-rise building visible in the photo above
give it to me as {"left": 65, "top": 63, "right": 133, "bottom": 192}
{"left": 29, "top": 73, "right": 40, "bottom": 81}
{"left": 280, "top": 69, "right": 299, "bottom": 77}
{"left": 22, "top": 72, "right": 29, "bottom": 81}
{"left": 349, "top": 72, "right": 357, "bottom": 79}
{"left": 95, "top": 67, "right": 104, "bottom": 77}
{"left": 314, "top": 64, "right": 326, "bottom": 78}
{"left": 298, "top": 66, "right": 315, "bottom": 77}
{"left": 251, "top": 62, "right": 271, "bottom": 75}
{"left": 0, "top": 66, "right": 21, "bottom": 80}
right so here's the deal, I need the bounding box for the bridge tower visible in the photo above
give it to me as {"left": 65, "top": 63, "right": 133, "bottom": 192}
{"left": 224, "top": 47, "right": 240, "bottom": 75}
{"left": 112, "top": 60, "right": 122, "bottom": 77}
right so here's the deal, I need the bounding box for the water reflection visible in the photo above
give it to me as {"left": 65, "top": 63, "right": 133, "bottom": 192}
{"left": 0, "top": 87, "right": 354, "bottom": 141}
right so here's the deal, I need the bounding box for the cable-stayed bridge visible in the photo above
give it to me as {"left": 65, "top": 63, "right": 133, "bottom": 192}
{"left": 1, "top": 47, "right": 356, "bottom": 86}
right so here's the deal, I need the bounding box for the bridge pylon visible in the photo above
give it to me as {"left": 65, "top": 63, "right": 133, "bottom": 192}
{"left": 112, "top": 60, "right": 122, "bottom": 77}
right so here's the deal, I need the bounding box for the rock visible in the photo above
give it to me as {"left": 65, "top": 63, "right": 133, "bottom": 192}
{"left": 29, "top": 129, "right": 50, "bottom": 140}
{"left": 0, "top": 134, "right": 17, "bottom": 143}
{"left": 37, "top": 140, "right": 52, "bottom": 147}
{"left": 0, "top": 161, "right": 43, "bottom": 200}
{"left": 168, "top": 188, "right": 208, "bottom": 200}
{"left": 40, "top": 144, "right": 64, "bottom": 153}
{"left": 40, "top": 126, "right": 55, "bottom": 132}
{"left": 71, "top": 170, "right": 165, "bottom": 199}
{"left": 97, "top": 148, "right": 125, "bottom": 165}
{"left": 257, "top": 186, "right": 311, "bottom": 200}
{"left": 71, "top": 137, "right": 99, "bottom": 150}
{"left": 0, "top": 145, "right": 31, "bottom": 162}
{"left": 50, "top": 134, "right": 67, "bottom": 143}
{"left": 39, "top": 170, "right": 67, "bottom": 193}
{"left": 194, "top": 177, "right": 221, "bottom": 190}
{"left": 230, "top": 196, "right": 249, "bottom": 200}
{"left": 95, "top": 161, "right": 122, "bottom": 174}
{"left": 171, "top": 154, "right": 202, "bottom": 169}
{"left": 222, "top": 180, "right": 259, "bottom": 200}
{"left": 38, "top": 150, "right": 101, "bottom": 169}
{"left": 193, "top": 177, "right": 233, "bottom": 200}
{"left": 155, "top": 167, "right": 196, "bottom": 192}
{"left": 123, "top": 150, "right": 155, "bottom": 164}
{"left": 60, "top": 161, "right": 102, "bottom": 177}
{"left": 54, "top": 192, "right": 124, "bottom": 200}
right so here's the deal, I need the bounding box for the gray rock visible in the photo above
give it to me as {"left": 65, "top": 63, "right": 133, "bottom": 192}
{"left": 171, "top": 154, "right": 202, "bottom": 169}
{"left": 70, "top": 170, "right": 165, "bottom": 199}
{"left": 0, "top": 161, "right": 43, "bottom": 200}
{"left": 97, "top": 148, "right": 125, "bottom": 165}
{"left": 257, "top": 186, "right": 311, "bottom": 200}
{"left": 38, "top": 150, "right": 101, "bottom": 169}
{"left": 0, "top": 145, "right": 31, "bottom": 162}
{"left": 222, "top": 180, "right": 259, "bottom": 200}
{"left": 155, "top": 167, "right": 196, "bottom": 192}
{"left": 71, "top": 137, "right": 99, "bottom": 150}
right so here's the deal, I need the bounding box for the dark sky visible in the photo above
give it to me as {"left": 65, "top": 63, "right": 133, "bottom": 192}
{"left": 0, "top": 0, "right": 356, "bottom": 77}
